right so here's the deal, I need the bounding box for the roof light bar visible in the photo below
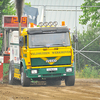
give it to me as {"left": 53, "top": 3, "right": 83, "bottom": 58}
{"left": 38, "top": 22, "right": 43, "bottom": 27}
{"left": 48, "top": 21, "right": 53, "bottom": 27}
{"left": 43, "top": 22, "right": 48, "bottom": 27}
{"left": 53, "top": 21, "right": 58, "bottom": 27}
{"left": 38, "top": 21, "right": 58, "bottom": 27}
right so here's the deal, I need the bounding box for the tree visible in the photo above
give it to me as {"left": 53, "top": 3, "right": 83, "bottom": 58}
{"left": 79, "top": 0, "right": 100, "bottom": 28}
{"left": 0, "top": 0, "right": 16, "bottom": 30}
{"left": 25, "top": 2, "right": 31, "bottom": 7}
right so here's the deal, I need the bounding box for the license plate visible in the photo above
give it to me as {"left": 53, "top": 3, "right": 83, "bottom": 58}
{"left": 46, "top": 68, "right": 57, "bottom": 71}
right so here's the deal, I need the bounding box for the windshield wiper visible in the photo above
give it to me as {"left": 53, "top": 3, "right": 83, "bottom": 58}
{"left": 52, "top": 44, "right": 64, "bottom": 46}
{"left": 32, "top": 45, "right": 46, "bottom": 47}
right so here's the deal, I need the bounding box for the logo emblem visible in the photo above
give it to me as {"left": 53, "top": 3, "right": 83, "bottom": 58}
{"left": 46, "top": 59, "right": 57, "bottom": 63}
{"left": 41, "top": 56, "right": 61, "bottom": 65}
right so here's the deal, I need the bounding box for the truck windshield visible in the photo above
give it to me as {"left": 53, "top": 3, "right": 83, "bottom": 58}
{"left": 29, "top": 32, "right": 70, "bottom": 48}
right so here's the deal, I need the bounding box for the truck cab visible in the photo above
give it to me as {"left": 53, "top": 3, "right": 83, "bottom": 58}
{"left": 9, "top": 22, "right": 75, "bottom": 86}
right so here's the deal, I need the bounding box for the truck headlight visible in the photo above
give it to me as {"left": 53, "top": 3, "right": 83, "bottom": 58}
{"left": 66, "top": 68, "right": 72, "bottom": 72}
{"left": 31, "top": 70, "right": 38, "bottom": 74}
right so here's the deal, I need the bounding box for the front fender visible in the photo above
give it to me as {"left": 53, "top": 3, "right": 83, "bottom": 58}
{"left": 20, "top": 58, "right": 27, "bottom": 73}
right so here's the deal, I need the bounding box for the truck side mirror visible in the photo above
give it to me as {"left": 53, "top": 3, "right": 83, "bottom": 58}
{"left": 73, "top": 35, "right": 78, "bottom": 42}
{"left": 19, "top": 36, "right": 24, "bottom": 46}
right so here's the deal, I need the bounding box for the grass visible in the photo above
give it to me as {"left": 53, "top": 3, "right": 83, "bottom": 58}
{"left": 76, "top": 66, "right": 100, "bottom": 79}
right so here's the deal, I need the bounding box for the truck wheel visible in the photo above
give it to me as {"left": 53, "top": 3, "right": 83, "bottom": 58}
{"left": 65, "top": 75, "right": 75, "bottom": 86}
{"left": 21, "top": 67, "right": 30, "bottom": 86}
{"left": 9, "top": 61, "right": 18, "bottom": 85}
{"left": 46, "top": 80, "right": 61, "bottom": 86}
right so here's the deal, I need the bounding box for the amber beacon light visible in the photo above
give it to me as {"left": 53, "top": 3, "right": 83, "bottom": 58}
{"left": 62, "top": 21, "right": 65, "bottom": 26}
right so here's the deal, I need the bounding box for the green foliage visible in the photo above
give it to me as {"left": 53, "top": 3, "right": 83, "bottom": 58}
{"left": 76, "top": 65, "right": 100, "bottom": 78}
{"left": 25, "top": 2, "right": 31, "bottom": 7}
{"left": 79, "top": 0, "right": 100, "bottom": 28}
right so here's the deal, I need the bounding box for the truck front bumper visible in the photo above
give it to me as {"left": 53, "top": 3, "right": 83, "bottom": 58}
{"left": 25, "top": 67, "right": 75, "bottom": 78}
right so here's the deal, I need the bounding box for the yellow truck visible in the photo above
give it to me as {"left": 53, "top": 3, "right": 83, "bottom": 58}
{"left": 8, "top": 22, "right": 75, "bottom": 86}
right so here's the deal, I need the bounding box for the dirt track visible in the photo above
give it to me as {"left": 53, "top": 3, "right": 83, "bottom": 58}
{"left": 0, "top": 79, "right": 100, "bottom": 100}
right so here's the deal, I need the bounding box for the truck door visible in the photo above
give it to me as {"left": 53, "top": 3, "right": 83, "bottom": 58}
{"left": 22, "top": 35, "right": 27, "bottom": 59}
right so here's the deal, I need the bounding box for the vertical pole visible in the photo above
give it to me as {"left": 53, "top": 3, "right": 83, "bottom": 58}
{"left": 43, "top": 5, "right": 46, "bottom": 22}
{"left": 75, "top": 6, "right": 77, "bottom": 72}
{"left": 77, "top": 43, "right": 80, "bottom": 72}
{"left": 19, "top": 23, "right": 21, "bottom": 59}
{"left": 4, "top": 29, "right": 6, "bottom": 51}
{"left": 7, "top": 30, "right": 9, "bottom": 48}
{"left": 75, "top": 41, "right": 76, "bottom": 72}
{"left": 19, "top": 23, "right": 21, "bottom": 36}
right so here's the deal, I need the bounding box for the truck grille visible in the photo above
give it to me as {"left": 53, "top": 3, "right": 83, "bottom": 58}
{"left": 31, "top": 56, "right": 71, "bottom": 67}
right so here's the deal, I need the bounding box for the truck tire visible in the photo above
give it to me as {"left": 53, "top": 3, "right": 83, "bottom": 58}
{"left": 21, "top": 67, "right": 30, "bottom": 86}
{"left": 46, "top": 80, "right": 61, "bottom": 86}
{"left": 9, "top": 61, "right": 19, "bottom": 85}
{"left": 65, "top": 75, "right": 75, "bottom": 86}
